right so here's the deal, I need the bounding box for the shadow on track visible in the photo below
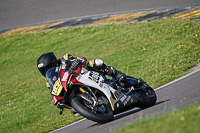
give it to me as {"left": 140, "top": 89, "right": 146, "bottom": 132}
{"left": 88, "top": 99, "right": 170, "bottom": 127}
{"left": 114, "top": 99, "right": 170, "bottom": 120}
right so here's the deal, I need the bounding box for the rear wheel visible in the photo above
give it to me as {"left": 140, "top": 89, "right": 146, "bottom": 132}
{"left": 135, "top": 86, "right": 157, "bottom": 109}
{"left": 71, "top": 95, "right": 114, "bottom": 123}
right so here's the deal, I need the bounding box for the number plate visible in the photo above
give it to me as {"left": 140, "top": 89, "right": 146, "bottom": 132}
{"left": 52, "top": 78, "right": 62, "bottom": 96}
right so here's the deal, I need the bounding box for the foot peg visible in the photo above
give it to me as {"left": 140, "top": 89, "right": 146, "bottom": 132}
{"left": 60, "top": 107, "right": 64, "bottom": 115}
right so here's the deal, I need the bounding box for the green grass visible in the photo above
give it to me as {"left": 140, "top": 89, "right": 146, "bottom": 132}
{"left": 0, "top": 19, "right": 199, "bottom": 133}
{"left": 113, "top": 103, "right": 200, "bottom": 133}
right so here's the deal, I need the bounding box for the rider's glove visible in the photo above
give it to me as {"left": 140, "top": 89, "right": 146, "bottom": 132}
{"left": 68, "top": 59, "right": 82, "bottom": 73}
{"left": 77, "top": 57, "right": 87, "bottom": 66}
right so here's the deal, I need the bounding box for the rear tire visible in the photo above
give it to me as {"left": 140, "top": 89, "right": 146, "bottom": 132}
{"left": 135, "top": 86, "right": 157, "bottom": 109}
{"left": 71, "top": 96, "right": 114, "bottom": 123}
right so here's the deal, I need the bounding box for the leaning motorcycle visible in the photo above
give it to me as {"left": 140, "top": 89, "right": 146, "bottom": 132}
{"left": 46, "top": 64, "right": 157, "bottom": 123}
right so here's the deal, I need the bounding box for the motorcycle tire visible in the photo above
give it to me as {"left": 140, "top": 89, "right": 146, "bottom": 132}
{"left": 71, "top": 96, "right": 114, "bottom": 123}
{"left": 135, "top": 86, "right": 157, "bottom": 109}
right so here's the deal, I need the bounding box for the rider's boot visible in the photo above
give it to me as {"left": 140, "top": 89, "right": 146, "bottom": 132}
{"left": 105, "top": 66, "right": 126, "bottom": 84}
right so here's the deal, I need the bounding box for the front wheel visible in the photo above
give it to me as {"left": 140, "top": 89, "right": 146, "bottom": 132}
{"left": 71, "top": 96, "right": 114, "bottom": 123}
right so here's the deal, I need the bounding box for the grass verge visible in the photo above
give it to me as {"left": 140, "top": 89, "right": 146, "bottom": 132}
{"left": 113, "top": 103, "right": 200, "bottom": 133}
{"left": 0, "top": 19, "right": 199, "bottom": 133}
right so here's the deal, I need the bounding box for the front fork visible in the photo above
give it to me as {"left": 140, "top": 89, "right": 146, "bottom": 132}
{"left": 59, "top": 87, "right": 88, "bottom": 115}
{"left": 78, "top": 87, "right": 103, "bottom": 110}
{"left": 79, "top": 87, "right": 87, "bottom": 93}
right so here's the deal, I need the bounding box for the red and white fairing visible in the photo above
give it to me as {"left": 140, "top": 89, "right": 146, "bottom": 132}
{"left": 75, "top": 68, "right": 116, "bottom": 104}
{"left": 52, "top": 64, "right": 116, "bottom": 109}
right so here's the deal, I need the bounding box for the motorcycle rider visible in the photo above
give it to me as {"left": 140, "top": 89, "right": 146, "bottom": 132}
{"left": 37, "top": 52, "right": 126, "bottom": 115}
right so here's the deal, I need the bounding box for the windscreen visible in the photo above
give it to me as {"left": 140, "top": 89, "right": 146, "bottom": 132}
{"left": 45, "top": 67, "right": 59, "bottom": 87}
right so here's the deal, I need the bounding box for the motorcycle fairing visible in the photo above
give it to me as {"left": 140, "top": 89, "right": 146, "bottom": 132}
{"left": 60, "top": 64, "right": 84, "bottom": 91}
{"left": 46, "top": 67, "right": 65, "bottom": 97}
{"left": 75, "top": 71, "right": 137, "bottom": 111}
{"left": 58, "top": 65, "right": 138, "bottom": 111}
{"left": 76, "top": 71, "right": 115, "bottom": 104}
{"left": 52, "top": 95, "right": 63, "bottom": 105}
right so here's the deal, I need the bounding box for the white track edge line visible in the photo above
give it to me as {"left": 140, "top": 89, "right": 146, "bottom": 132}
{"left": 155, "top": 68, "right": 200, "bottom": 91}
{"left": 49, "top": 118, "right": 87, "bottom": 133}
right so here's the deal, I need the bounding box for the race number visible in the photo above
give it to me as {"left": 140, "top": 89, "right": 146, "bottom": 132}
{"left": 88, "top": 71, "right": 100, "bottom": 83}
{"left": 52, "top": 78, "right": 62, "bottom": 96}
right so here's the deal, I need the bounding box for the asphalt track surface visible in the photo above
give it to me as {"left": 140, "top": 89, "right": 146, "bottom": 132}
{"left": 0, "top": 0, "right": 200, "bottom": 31}
{"left": 50, "top": 70, "right": 200, "bottom": 133}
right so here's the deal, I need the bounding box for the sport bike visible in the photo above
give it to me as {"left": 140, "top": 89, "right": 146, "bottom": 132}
{"left": 46, "top": 64, "right": 157, "bottom": 123}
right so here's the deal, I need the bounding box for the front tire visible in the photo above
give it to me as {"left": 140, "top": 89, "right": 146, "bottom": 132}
{"left": 71, "top": 96, "right": 114, "bottom": 123}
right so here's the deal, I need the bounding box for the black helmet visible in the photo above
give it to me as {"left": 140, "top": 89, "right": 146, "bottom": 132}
{"left": 37, "top": 52, "right": 58, "bottom": 77}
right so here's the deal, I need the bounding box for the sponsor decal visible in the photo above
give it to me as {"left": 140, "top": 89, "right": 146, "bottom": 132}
{"left": 52, "top": 96, "right": 57, "bottom": 104}
{"left": 124, "top": 96, "right": 131, "bottom": 105}
{"left": 116, "top": 103, "right": 119, "bottom": 108}
{"left": 120, "top": 95, "right": 127, "bottom": 103}
{"left": 62, "top": 54, "right": 68, "bottom": 60}
{"left": 77, "top": 75, "right": 82, "bottom": 81}
{"left": 99, "top": 82, "right": 103, "bottom": 88}
{"left": 61, "top": 64, "right": 66, "bottom": 69}
{"left": 120, "top": 95, "right": 131, "bottom": 105}
{"left": 131, "top": 98, "right": 134, "bottom": 103}
{"left": 38, "top": 63, "right": 44, "bottom": 68}
{"left": 52, "top": 79, "right": 62, "bottom": 96}
{"left": 55, "top": 67, "right": 59, "bottom": 72}
{"left": 114, "top": 91, "right": 123, "bottom": 99}
{"left": 53, "top": 76, "right": 57, "bottom": 81}
{"left": 61, "top": 72, "right": 69, "bottom": 81}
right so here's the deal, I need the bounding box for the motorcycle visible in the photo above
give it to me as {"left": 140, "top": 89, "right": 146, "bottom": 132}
{"left": 46, "top": 64, "right": 157, "bottom": 123}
